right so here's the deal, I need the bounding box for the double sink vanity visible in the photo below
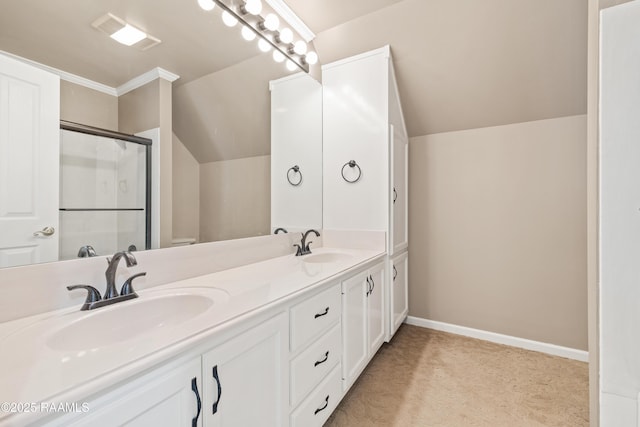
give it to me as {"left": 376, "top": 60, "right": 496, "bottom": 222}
{"left": 0, "top": 231, "right": 400, "bottom": 426}
{"left": 0, "top": 36, "right": 409, "bottom": 426}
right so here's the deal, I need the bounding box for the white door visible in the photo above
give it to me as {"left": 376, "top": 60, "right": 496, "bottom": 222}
{"left": 0, "top": 53, "right": 60, "bottom": 267}
{"left": 390, "top": 251, "right": 409, "bottom": 335}
{"left": 367, "top": 262, "right": 386, "bottom": 355}
{"left": 341, "top": 270, "right": 368, "bottom": 389}
{"left": 600, "top": 2, "right": 640, "bottom": 425}
{"left": 202, "top": 313, "right": 289, "bottom": 427}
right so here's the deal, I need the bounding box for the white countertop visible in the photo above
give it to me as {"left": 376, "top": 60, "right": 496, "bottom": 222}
{"left": 0, "top": 247, "right": 383, "bottom": 426}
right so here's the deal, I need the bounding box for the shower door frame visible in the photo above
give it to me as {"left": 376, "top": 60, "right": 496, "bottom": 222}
{"left": 59, "top": 120, "right": 152, "bottom": 251}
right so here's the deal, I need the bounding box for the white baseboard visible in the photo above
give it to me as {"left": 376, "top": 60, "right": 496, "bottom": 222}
{"left": 405, "top": 316, "right": 588, "bottom": 362}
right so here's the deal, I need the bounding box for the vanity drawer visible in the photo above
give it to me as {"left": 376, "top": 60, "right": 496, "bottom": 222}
{"left": 290, "top": 283, "right": 341, "bottom": 351}
{"left": 291, "top": 364, "right": 342, "bottom": 427}
{"left": 291, "top": 322, "right": 341, "bottom": 406}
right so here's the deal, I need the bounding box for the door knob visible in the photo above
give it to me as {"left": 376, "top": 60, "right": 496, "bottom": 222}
{"left": 33, "top": 226, "right": 55, "bottom": 237}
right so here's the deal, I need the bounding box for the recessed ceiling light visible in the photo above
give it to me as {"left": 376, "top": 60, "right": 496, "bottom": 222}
{"left": 110, "top": 24, "right": 147, "bottom": 46}
{"left": 92, "top": 13, "right": 161, "bottom": 50}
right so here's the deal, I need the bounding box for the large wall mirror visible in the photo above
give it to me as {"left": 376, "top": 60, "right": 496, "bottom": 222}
{"left": 0, "top": 0, "right": 322, "bottom": 268}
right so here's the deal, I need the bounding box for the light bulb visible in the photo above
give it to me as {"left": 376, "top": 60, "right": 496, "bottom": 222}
{"left": 264, "top": 13, "right": 279, "bottom": 31}
{"left": 241, "top": 25, "right": 256, "bottom": 41}
{"left": 305, "top": 51, "right": 318, "bottom": 65}
{"left": 222, "top": 11, "right": 238, "bottom": 27}
{"left": 244, "top": 0, "right": 262, "bottom": 15}
{"left": 279, "top": 28, "right": 293, "bottom": 44}
{"left": 286, "top": 60, "right": 297, "bottom": 71}
{"left": 294, "top": 40, "right": 307, "bottom": 55}
{"left": 197, "top": 0, "right": 215, "bottom": 11}
{"left": 273, "top": 50, "right": 285, "bottom": 63}
{"left": 258, "top": 38, "right": 271, "bottom": 52}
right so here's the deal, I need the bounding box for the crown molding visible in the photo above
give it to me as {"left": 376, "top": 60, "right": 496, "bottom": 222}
{"left": 116, "top": 67, "right": 180, "bottom": 96}
{"left": 264, "top": 0, "right": 315, "bottom": 43}
{"left": 0, "top": 50, "right": 117, "bottom": 96}
{"left": 0, "top": 50, "right": 180, "bottom": 98}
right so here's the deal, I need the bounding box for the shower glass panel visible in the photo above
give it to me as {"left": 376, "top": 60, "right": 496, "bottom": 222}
{"left": 59, "top": 122, "right": 151, "bottom": 260}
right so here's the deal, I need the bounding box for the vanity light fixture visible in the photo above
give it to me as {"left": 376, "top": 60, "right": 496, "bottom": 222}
{"left": 92, "top": 13, "right": 161, "bottom": 50}
{"left": 200, "top": 0, "right": 316, "bottom": 73}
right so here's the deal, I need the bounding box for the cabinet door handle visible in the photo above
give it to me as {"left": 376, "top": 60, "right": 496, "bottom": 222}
{"left": 393, "top": 265, "right": 398, "bottom": 281}
{"left": 365, "top": 276, "right": 371, "bottom": 296}
{"left": 393, "top": 187, "right": 397, "bottom": 204}
{"left": 314, "top": 307, "right": 329, "bottom": 318}
{"left": 212, "top": 366, "right": 222, "bottom": 415}
{"left": 370, "top": 275, "right": 375, "bottom": 294}
{"left": 191, "top": 377, "right": 202, "bottom": 427}
{"left": 314, "top": 351, "right": 330, "bottom": 367}
{"left": 314, "top": 395, "right": 330, "bottom": 415}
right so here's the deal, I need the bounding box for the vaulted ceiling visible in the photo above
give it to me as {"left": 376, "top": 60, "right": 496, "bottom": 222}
{"left": 0, "top": 0, "right": 588, "bottom": 163}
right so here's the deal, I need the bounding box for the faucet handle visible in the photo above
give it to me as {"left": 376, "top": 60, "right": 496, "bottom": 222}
{"left": 121, "top": 272, "right": 146, "bottom": 296}
{"left": 67, "top": 285, "right": 102, "bottom": 311}
{"left": 293, "top": 244, "right": 303, "bottom": 256}
{"left": 305, "top": 240, "right": 314, "bottom": 252}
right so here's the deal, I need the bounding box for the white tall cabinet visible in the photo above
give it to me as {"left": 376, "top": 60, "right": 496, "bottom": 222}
{"left": 270, "top": 73, "right": 323, "bottom": 233}
{"left": 322, "top": 46, "right": 409, "bottom": 342}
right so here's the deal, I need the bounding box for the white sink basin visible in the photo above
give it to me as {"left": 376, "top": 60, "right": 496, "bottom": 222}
{"left": 303, "top": 252, "right": 353, "bottom": 264}
{"left": 47, "top": 292, "right": 216, "bottom": 351}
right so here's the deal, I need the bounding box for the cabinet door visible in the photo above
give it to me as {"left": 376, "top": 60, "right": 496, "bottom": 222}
{"left": 367, "top": 262, "right": 386, "bottom": 355}
{"left": 390, "top": 124, "right": 408, "bottom": 255}
{"left": 61, "top": 357, "right": 202, "bottom": 427}
{"left": 391, "top": 252, "right": 409, "bottom": 336}
{"left": 322, "top": 53, "right": 390, "bottom": 232}
{"left": 202, "top": 313, "right": 289, "bottom": 427}
{"left": 341, "top": 271, "right": 368, "bottom": 389}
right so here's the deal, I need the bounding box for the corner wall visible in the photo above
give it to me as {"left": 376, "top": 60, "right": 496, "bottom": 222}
{"left": 408, "top": 115, "right": 588, "bottom": 350}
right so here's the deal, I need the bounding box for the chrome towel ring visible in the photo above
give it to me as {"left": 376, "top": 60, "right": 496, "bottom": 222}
{"left": 341, "top": 160, "right": 362, "bottom": 183}
{"left": 287, "top": 165, "right": 302, "bottom": 186}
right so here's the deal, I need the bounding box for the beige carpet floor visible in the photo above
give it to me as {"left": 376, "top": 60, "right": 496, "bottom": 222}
{"left": 325, "top": 325, "right": 588, "bottom": 427}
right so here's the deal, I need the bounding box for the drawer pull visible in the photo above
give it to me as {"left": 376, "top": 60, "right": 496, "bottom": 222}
{"left": 212, "top": 365, "right": 222, "bottom": 415}
{"left": 314, "top": 351, "right": 330, "bottom": 367}
{"left": 314, "top": 395, "right": 330, "bottom": 415}
{"left": 191, "top": 377, "right": 202, "bottom": 427}
{"left": 314, "top": 307, "right": 330, "bottom": 318}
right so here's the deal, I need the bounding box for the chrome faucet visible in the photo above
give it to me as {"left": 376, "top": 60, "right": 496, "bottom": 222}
{"left": 294, "top": 229, "right": 320, "bottom": 256}
{"left": 67, "top": 251, "right": 145, "bottom": 311}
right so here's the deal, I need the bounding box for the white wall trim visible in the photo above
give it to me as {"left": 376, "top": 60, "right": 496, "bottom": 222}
{"left": 0, "top": 50, "right": 117, "bottom": 96}
{"left": 321, "top": 45, "right": 390, "bottom": 71}
{"left": 116, "top": 67, "right": 180, "bottom": 96}
{"left": 0, "top": 51, "right": 181, "bottom": 98}
{"left": 405, "top": 316, "right": 589, "bottom": 362}
{"left": 264, "top": 0, "right": 315, "bottom": 43}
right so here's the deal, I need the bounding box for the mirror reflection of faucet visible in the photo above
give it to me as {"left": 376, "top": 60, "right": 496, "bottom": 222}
{"left": 67, "top": 251, "right": 146, "bottom": 311}
{"left": 77, "top": 245, "right": 97, "bottom": 258}
{"left": 294, "top": 229, "right": 321, "bottom": 256}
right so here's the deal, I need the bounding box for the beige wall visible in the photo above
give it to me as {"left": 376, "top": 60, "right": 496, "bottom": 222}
{"left": 118, "top": 79, "right": 173, "bottom": 248}
{"left": 118, "top": 81, "right": 161, "bottom": 135}
{"left": 173, "top": 133, "right": 200, "bottom": 242}
{"left": 60, "top": 80, "right": 118, "bottom": 130}
{"left": 200, "top": 155, "right": 270, "bottom": 242}
{"left": 408, "top": 115, "right": 588, "bottom": 350}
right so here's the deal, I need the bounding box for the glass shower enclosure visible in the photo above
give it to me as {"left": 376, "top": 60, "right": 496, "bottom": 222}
{"left": 59, "top": 121, "right": 151, "bottom": 260}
